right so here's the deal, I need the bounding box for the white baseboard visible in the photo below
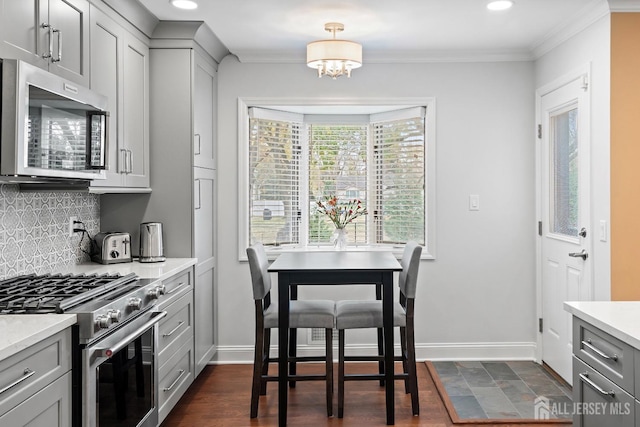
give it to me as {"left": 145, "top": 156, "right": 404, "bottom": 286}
{"left": 209, "top": 341, "right": 537, "bottom": 365}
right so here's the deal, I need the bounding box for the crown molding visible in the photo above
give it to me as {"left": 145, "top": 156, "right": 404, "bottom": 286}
{"left": 531, "top": 0, "right": 610, "bottom": 60}
{"left": 608, "top": 0, "right": 640, "bottom": 11}
{"left": 234, "top": 48, "right": 532, "bottom": 64}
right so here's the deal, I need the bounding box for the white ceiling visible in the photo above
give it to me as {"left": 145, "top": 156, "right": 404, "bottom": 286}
{"left": 138, "top": 0, "right": 609, "bottom": 63}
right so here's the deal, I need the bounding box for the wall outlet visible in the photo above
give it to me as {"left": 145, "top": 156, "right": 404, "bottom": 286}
{"left": 69, "top": 216, "right": 78, "bottom": 237}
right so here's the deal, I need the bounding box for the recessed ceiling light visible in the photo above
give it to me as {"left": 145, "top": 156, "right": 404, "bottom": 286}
{"left": 487, "top": 0, "right": 514, "bottom": 11}
{"left": 170, "top": 0, "right": 198, "bottom": 10}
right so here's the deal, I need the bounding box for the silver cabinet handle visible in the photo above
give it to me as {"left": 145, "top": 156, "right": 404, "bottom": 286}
{"left": 194, "top": 179, "right": 201, "bottom": 210}
{"left": 127, "top": 150, "right": 133, "bottom": 174}
{"left": 41, "top": 23, "right": 53, "bottom": 59}
{"left": 582, "top": 339, "right": 618, "bottom": 361}
{"left": 163, "top": 369, "right": 185, "bottom": 392}
{"left": 162, "top": 321, "right": 185, "bottom": 338}
{"left": 120, "top": 149, "right": 127, "bottom": 174}
{"left": 166, "top": 282, "right": 187, "bottom": 295}
{"left": 52, "top": 28, "right": 62, "bottom": 62}
{"left": 569, "top": 249, "right": 588, "bottom": 260}
{"left": 0, "top": 368, "right": 35, "bottom": 395}
{"left": 194, "top": 134, "right": 201, "bottom": 155}
{"left": 579, "top": 372, "right": 615, "bottom": 397}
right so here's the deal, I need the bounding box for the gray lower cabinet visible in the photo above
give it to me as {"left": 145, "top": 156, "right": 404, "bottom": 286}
{"left": 0, "top": 0, "right": 89, "bottom": 86}
{"left": 573, "top": 356, "right": 634, "bottom": 427}
{"left": 0, "top": 372, "right": 71, "bottom": 427}
{"left": 157, "top": 268, "right": 195, "bottom": 424}
{"left": 572, "top": 317, "right": 636, "bottom": 426}
{"left": 0, "top": 329, "right": 72, "bottom": 427}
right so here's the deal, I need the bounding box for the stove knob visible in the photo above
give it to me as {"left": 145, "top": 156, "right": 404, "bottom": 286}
{"left": 128, "top": 297, "right": 143, "bottom": 310}
{"left": 110, "top": 250, "right": 120, "bottom": 259}
{"left": 148, "top": 284, "right": 166, "bottom": 299}
{"left": 107, "top": 309, "right": 122, "bottom": 323}
{"left": 95, "top": 315, "right": 111, "bottom": 329}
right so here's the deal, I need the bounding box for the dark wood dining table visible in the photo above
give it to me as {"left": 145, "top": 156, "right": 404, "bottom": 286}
{"left": 268, "top": 251, "right": 403, "bottom": 426}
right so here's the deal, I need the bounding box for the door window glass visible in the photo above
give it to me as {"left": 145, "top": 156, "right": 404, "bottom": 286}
{"left": 550, "top": 107, "right": 578, "bottom": 237}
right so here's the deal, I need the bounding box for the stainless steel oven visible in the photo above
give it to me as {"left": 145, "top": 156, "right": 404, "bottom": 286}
{"left": 0, "top": 272, "right": 170, "bottom": 427}
{"left": 82, "top": 307, "right": 166, "bottom": 427}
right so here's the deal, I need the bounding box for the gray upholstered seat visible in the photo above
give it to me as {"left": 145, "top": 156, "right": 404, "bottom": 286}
{"left": 335, "top": 300, "right": 407, "bottom": 329}
{"left": 335, "top": 241, "right": 422, "bottom": 418}
{"left": 247, "top": 243, "right": 335, "bottom": 418}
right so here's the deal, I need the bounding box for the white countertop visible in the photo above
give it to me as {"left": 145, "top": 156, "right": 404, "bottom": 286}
{"left": 0, "top": 258, "right": 196, "bottom": 363}
{"left": 565, "top": 301, "right": 640, "bottom": 350}
{"left": 0, "top": 314, "right": 77, "bottom": 361}
{"left": 66, "top": 258, "right": 197, "bottom": 280}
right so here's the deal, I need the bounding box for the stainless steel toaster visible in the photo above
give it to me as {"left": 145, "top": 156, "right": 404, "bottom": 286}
{"left": 92, "top": 232, "right": 132, "bottom": 264}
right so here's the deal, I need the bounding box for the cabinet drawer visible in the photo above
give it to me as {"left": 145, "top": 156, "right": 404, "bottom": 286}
{"left": 573, "top": 317, "right": 634, "bottom": 394}
{"left": 158, "top": 270, "right": 193, "bottom": 310}
{"left": 158, "top": 339, "right": 194, "bottom": 423}
{"left": 0, "top": 371, "right": 71, "bottom": 426}
{"left": 158, "top": 290, "right": 194, "bottom": 368}
{"left": 0, "top": 329, "right": 71, "bottom": 416}
{"left": 572, "top": 356, "right": 634, "bottom": 427}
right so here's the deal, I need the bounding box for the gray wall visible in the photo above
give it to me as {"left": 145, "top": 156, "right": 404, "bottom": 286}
{"left": 0, "top": 185, "right": 99, "bottom": 279}
{"left": 215, "top": 56, "right": 537, "bottom": 362}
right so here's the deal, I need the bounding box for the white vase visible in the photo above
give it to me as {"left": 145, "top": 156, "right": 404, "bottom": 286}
{"left": 332, "top": 228, "right": 348, "bottom": 250}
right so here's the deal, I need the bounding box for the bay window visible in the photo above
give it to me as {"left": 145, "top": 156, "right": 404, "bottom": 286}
{"left": 239, "top": 100, "right": 435, "bottom": 258}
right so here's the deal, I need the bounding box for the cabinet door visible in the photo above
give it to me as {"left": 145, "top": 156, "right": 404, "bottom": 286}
{"left": 0, "top": 0, "right": 49, "bottom": 69}
{"left": 193, "top": 52, "right": 216, "bottom": 170}
{"left": 122, "top": 32, "right": 149, "bottom": 187}
{"left": 48, "top": 0, "right": 89, "bottom": 86}
{"left": 193, "top": 167, "right": 215, "bottom": 264}
{"left": 194, "top": 265, "right": 215, "bottom": 376}
{"left": 88, "top": 6, "right": 124, "bottom": 188}
{"left": 0, "top": 371, "right": 71, "bottom": 427}
{"left": 573, "top": 356, "right": 634, "bottom": 427}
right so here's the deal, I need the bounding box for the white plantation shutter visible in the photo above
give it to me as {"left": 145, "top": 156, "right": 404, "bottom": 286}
{"left": 308, "top": 124, "right": 369, "bottom": 245}
{"left": 372, "top": 107, "right": 426, "bottom": 245}
{"left": 248, "top": 108, "right": 302, "bottom": 246}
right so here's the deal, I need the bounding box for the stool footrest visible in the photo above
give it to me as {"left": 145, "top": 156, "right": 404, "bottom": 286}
{"left": 263, "top": 374, "right": 329, "bottom": 382}
{"left": 343, "top": 373, "right": 409, "bottom": 381}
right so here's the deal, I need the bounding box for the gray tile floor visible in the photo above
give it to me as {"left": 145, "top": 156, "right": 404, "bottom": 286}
{"left": 432, "top": 361, "right": 572, "bottom": 420}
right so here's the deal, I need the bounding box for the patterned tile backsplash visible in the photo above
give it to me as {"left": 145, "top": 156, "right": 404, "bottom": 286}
{"left": 0, "top": 184, "right": 100, "bottom": 280}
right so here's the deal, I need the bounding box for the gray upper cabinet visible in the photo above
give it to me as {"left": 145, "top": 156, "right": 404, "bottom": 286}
{"left": 89, "top": 5, "right": 150, "bottom": 192}
{"left": 0, "top": 0, "right": 89, "bottom": 86}
{"left": 193, "top": 53, "right": 216, "bottom": 170}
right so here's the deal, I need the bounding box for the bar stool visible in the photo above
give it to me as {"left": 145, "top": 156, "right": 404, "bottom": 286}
{"left": 247, "top": 243, "right": 336, "bottom": 418}
{"left": 335, "top": 241, "right": 422, "bottom": 417}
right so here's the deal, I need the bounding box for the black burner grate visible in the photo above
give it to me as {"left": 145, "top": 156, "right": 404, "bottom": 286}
{"left": 0, "top": 273, "right": 135, "bottom": 314}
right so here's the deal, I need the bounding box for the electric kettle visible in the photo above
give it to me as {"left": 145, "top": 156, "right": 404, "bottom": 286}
{"left": 139, "top": 222, "right": 166, "bottom": 263}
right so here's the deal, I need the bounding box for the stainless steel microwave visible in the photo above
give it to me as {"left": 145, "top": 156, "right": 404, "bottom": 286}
{"left": 1, "top": 59, "right": 108, "bottom": 181}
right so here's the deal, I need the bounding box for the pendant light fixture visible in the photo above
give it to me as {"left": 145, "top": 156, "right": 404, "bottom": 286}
{"left": 307, "top": 22, "right": 362, "bottom": 79}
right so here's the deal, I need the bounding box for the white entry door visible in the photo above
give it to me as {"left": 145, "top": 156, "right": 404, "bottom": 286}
{"left": 539, "top": 73, "right": 592, "bottom": 384}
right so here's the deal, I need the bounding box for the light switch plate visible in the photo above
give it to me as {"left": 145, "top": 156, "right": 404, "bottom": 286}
{"left": 469, "top": 195, "right": 480, "bottom": 211}
{"left": 599, "top": 220, "right": 607, "bottom": 242}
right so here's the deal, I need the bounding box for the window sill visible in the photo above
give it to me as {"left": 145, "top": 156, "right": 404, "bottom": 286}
{"left": 239, "top": 244, "right": 434, "bottom": 262}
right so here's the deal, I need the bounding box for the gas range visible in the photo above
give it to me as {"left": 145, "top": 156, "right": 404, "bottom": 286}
{"left": 0, "top": 271, "right": 170, "bottom": 427}
{"left": 0, "top": 272, "right": 165, "bottom": 344}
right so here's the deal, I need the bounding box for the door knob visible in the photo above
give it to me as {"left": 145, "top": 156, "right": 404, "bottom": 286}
{"left": 569, "top": 249, "right": 588, "bottom": 260}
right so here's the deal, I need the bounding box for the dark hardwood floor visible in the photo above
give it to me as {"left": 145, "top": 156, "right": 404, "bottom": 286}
{"left": 161, "top": 362, "right": 570, "bottom": 427}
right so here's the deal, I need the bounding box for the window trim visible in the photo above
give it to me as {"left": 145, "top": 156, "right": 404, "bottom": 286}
{"left": 238, "top": 97, "right": 437, "bottom": 261}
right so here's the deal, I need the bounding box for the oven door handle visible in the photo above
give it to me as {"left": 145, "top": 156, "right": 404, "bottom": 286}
{"left": 95, "top": 311, "right": 167, "bottom": 358}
